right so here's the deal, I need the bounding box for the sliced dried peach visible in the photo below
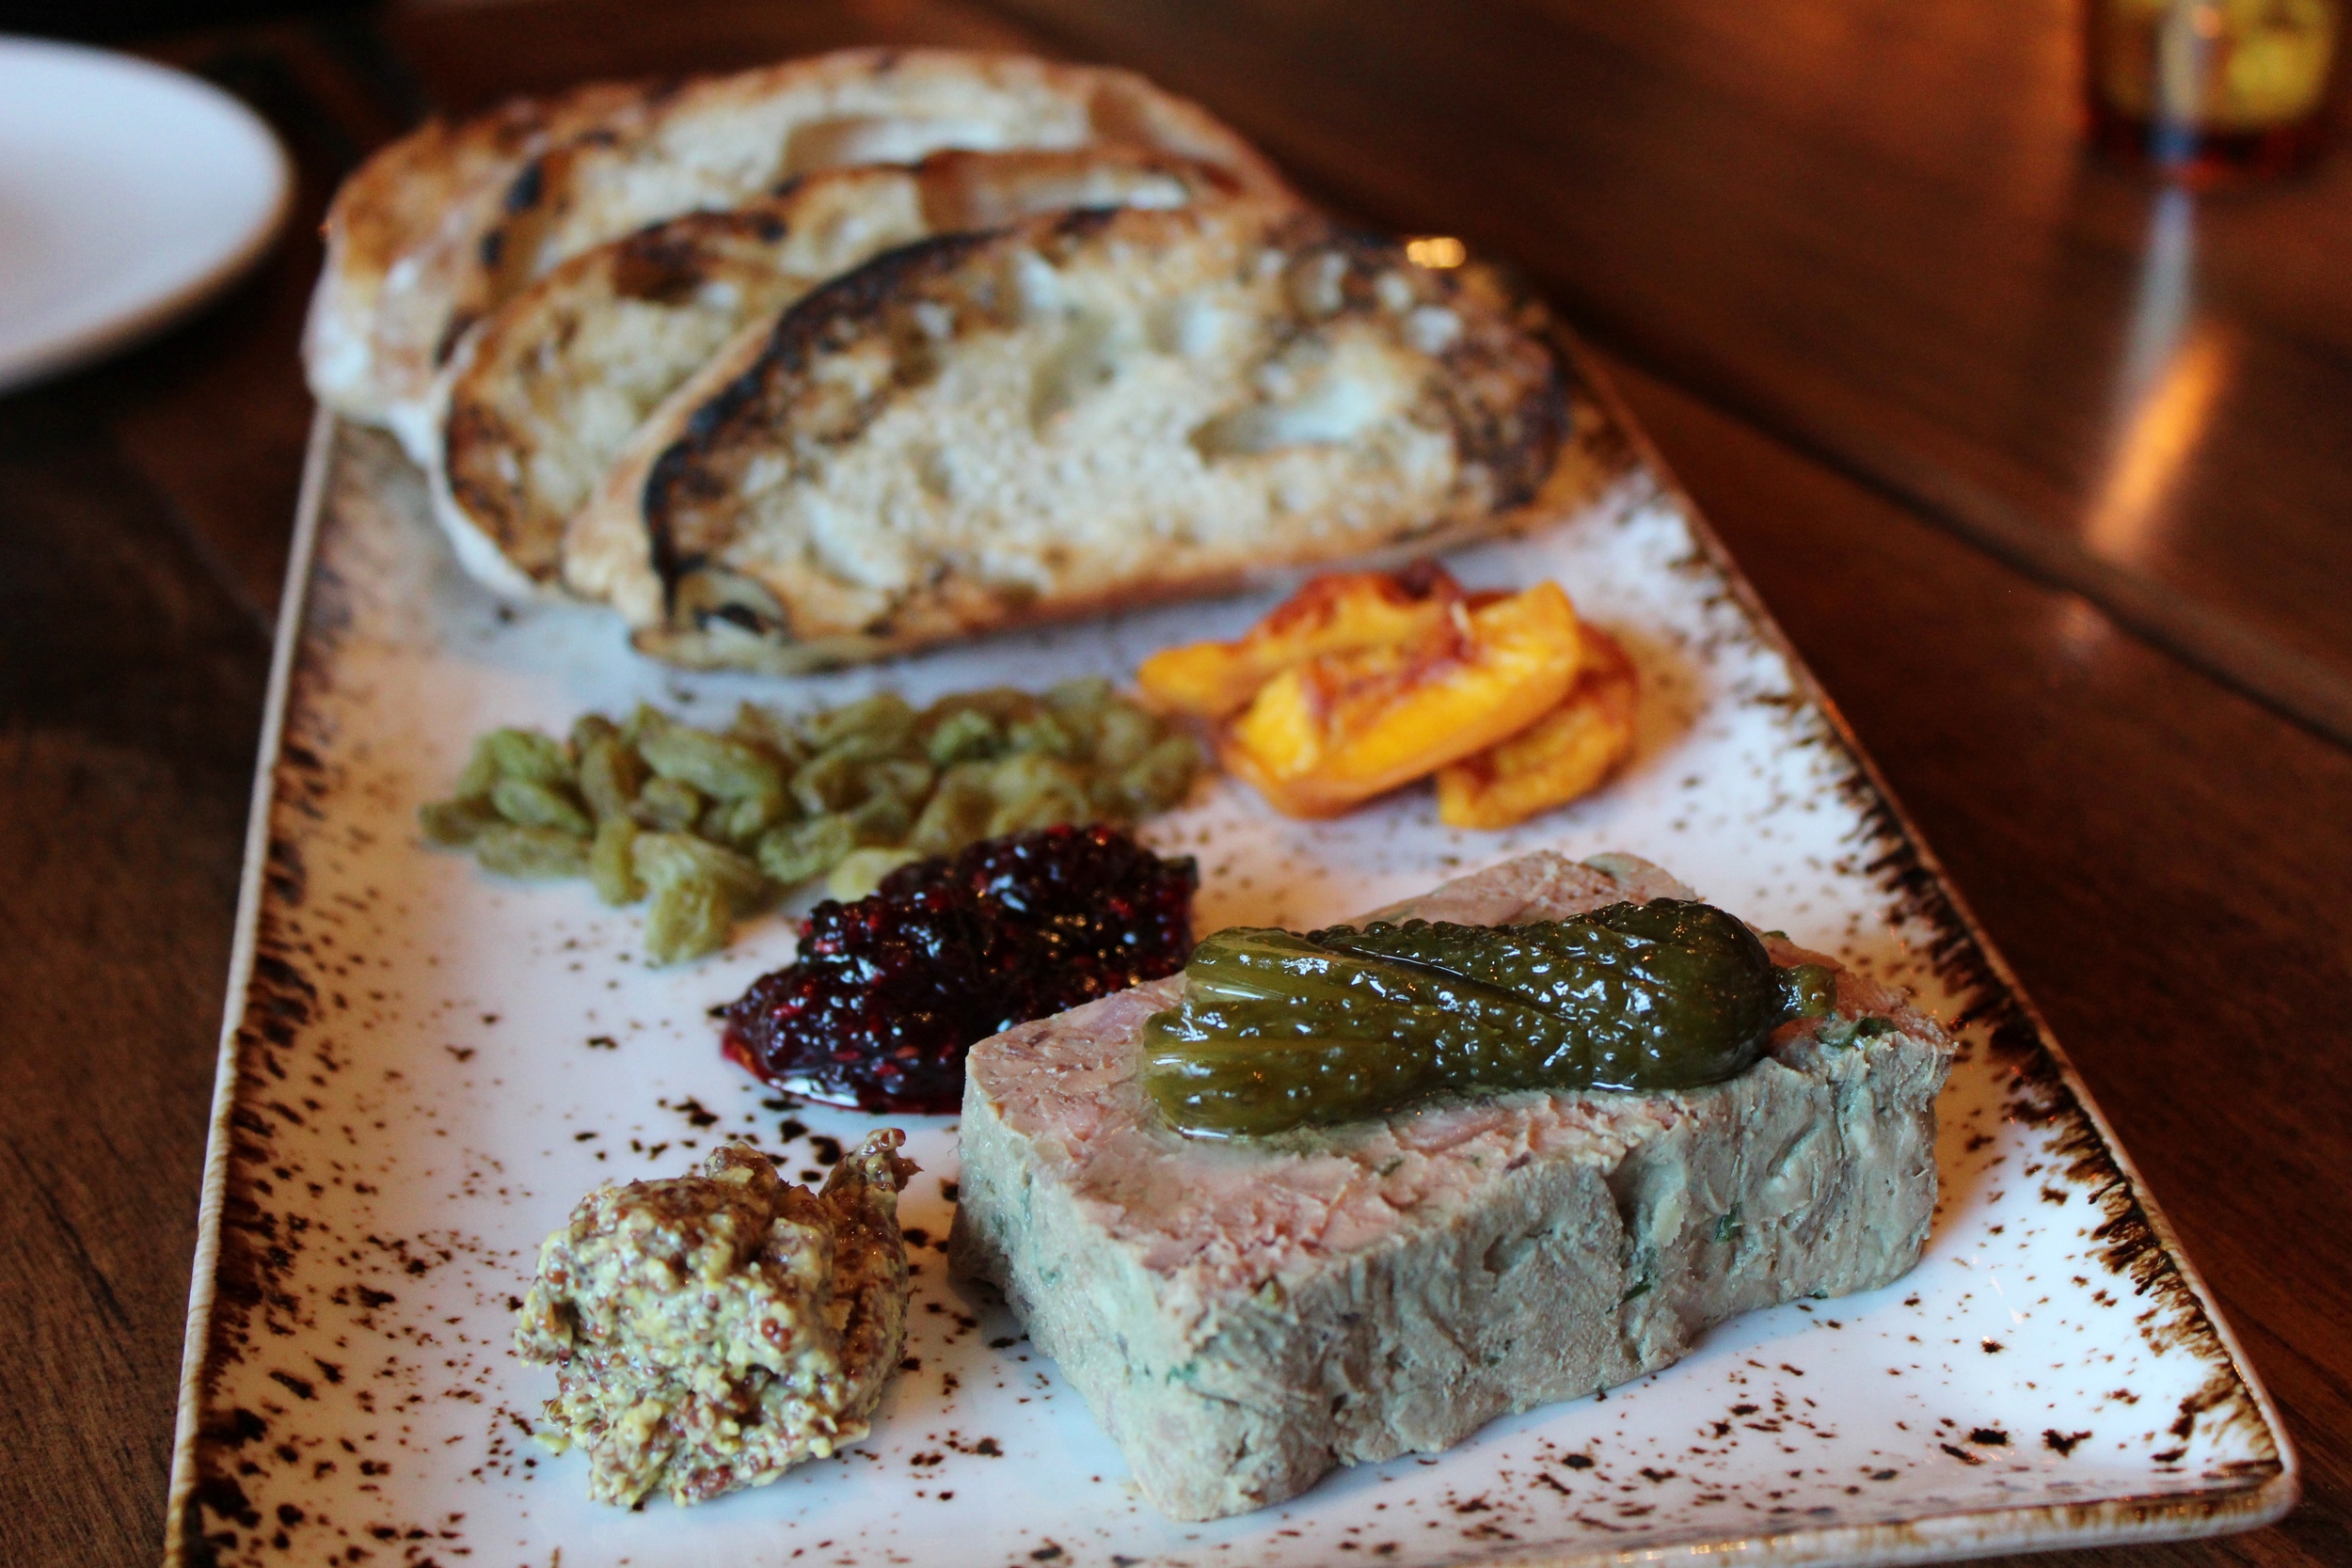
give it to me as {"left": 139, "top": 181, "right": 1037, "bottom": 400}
{"left": 1223, "top": 581, "right": 1583, "bottom": 818}
{"left": 1435, "top": 626, "right": 1637, "bottom": 829}
{"left": 1136, "top": 565, "right": 1462, "bottom": 720}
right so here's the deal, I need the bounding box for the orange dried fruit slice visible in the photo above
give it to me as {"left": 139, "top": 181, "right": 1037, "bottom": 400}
{"left": 1136, "top": 565, "right": 1463, "bottom": 720}
{"left": 1223, "top": 581, "right": 1583, "bottom": 818}
{"left": 1435, "top": 626, "right": 1637, "bottom": 829}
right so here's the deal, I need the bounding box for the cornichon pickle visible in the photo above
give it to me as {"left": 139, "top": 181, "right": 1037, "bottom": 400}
{"left": 1141, "top": 900, "right": 1838, "bottom": 1138}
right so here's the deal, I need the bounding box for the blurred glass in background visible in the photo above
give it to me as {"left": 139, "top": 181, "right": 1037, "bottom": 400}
{"left": 2086, "top": 0, "right": 2341, "bottom": 180}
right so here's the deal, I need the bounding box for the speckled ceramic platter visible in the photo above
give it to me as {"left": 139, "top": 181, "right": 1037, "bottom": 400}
{"left": 166, "top": 350, "right": 2293, "bottom": 1568}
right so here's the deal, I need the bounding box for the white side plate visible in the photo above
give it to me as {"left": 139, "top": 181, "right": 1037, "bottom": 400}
{"left": 165, "top": 356, "right": 2293, "bottom": 1568}
{"left": 0, "top": 36, "right": 289, "bottom": 392}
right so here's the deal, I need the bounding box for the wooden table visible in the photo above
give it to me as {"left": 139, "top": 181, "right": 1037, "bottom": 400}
{"left": 3, "top": 2, "right": 2345, "bottom": 1563}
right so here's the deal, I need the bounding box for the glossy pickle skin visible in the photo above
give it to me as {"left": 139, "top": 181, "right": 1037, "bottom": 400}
{"left": 1141, "top": 900, "right": 1837, "bottom": 1138}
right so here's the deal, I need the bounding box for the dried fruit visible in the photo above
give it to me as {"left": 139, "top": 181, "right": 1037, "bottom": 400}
{"left": 1140, "top": 565, "right": 1634, "bottom": 825}
{"left": 1137, "top": 565, "right": 1464, "bottom": 720}
{"left": 1436, "top": 626, "right": 1639, "bottom": 829}
{"left": 721, "top": 825, "right": 1198, "bottom": 1113}
{"left": 589, "top": 818, "right": 643, "bottom": 906}
{"left": 1222, "top": 580, "right": 1583, "bottom": 817}
{"left": 418, "top": 683, "right": 1201, "bottom": 965}
{"left": 474, "top": 823, "right": 591, "bottom": 879}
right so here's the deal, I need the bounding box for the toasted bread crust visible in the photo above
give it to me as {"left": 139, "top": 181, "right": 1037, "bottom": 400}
{"left": 566, "top": 203, "right": 1568, "bottom": 672}
{"left": 303, "top": 80, "right": 659, "bottom": 428}
{"left": 431, "top": 149, "right": 1228, "bottom": 594}
{"left": 308, "top": 49, "right": 1288, "bottom": 447}
{"left": 432, "top": 194, "right": 908, "bottom": 594}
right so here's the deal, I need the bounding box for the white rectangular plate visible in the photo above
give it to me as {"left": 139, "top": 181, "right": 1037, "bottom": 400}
{"left": 167, "top": 357, "right": 2293, "bottom": 1568}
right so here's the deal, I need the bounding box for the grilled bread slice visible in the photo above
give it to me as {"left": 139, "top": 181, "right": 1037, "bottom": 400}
{"left": 430, "top": 148, "right": 1231, "bottom": 598}
{"left": 307, "top": 49, "right": 1286, "bottom": 455}
{"left": 303, "top": 79, "right": 650, "bottom": 431}
{"left": 564, "top": 202, "right": 1571, "bottom": 673}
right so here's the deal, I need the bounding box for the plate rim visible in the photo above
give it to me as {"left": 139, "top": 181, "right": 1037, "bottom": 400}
{"left": 0, "top": 33, "right": 293, "bottom": 393}
{"left": 162, "top": 345, "right": 2298, "bottom": 1561}
{"left": 1549, "top": 337, "right": 2301, "bottom": 1554}
{"left": 164, "top": 407, "right": 337, "bottom": 1566}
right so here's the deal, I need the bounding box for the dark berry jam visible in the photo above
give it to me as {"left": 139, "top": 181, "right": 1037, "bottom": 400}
{"left": 721, "top": 825, "right": 1199, "bottom": 1113}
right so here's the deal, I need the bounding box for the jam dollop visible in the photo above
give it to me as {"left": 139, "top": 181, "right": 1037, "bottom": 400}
{"left": 722, "top": 824, "right": 1199, "bottom": 1113}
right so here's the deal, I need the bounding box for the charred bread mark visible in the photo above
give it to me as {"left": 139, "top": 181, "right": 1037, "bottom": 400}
{"left": 644, "top": 230, "right": 1003, "bottom": 626}
{"left": 624, "top": 203, "right": 1569, "bottom": 664}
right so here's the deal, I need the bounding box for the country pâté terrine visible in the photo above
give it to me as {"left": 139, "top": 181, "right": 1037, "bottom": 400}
{"left": 948, "top": 851, "right": 1954, "bottom": 1520}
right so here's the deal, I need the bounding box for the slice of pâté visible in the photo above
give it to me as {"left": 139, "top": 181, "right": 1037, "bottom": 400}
{"left": 949, "top": 852, "right": 1955, "bottom": 1520}
{"left": 516, "top": 1132, "right": 915, "bottom": 1506}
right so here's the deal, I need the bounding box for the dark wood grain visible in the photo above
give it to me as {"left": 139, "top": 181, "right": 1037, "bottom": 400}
{"left": 0, "top": 399, "right": 269, "bottom": 1564}
{"left": 0, "top": 1, "right": 2344, "bottom": 1563}
{"left": 91, "top": 17, "right": 402, "bottom": 622}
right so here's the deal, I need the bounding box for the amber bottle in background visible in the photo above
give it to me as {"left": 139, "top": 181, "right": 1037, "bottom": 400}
{"left": 2085, "top": 0, "right": 2342, "bottom": 181}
